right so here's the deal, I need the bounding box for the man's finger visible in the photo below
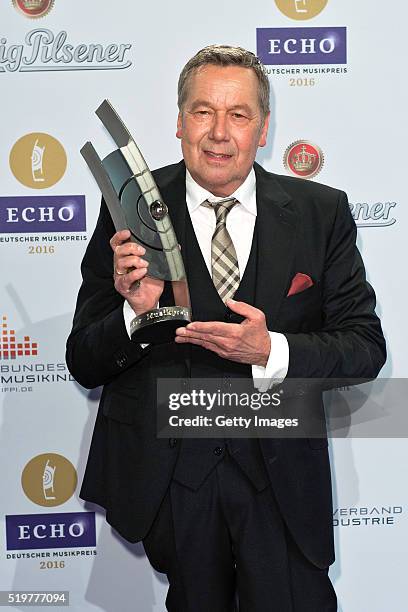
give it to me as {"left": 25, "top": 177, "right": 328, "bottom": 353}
{"left": 113, "top": 242, "right": 146, "bottom": 257}
{"left": 184, "top": 321, "right": 238, "bottom": 336}
{"left": 110, "top": 229, "right": 131, "bottom": 250}
{"left": 115, "top": 256, "right": 149, "bottom": 274}
{"left": 175, "top": 335, "right": 221, "bottom": 353}
{"left": 226, "top": 298, "right": 264, "bottom": 321}
{"left": 115, "top": 267, "right": 148, "bottom": 290}
{"left": 177, "top": 327, "right": 227, "bottom": 343}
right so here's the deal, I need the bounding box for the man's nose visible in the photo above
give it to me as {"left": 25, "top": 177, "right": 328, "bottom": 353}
{"left": 209, "top": 112, "right": 229, "bottom": 141}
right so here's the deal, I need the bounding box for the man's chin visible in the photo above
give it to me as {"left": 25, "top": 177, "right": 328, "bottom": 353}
{"left": 204, "top": 179, "right": 238, "bottom": 196}
{"left": 191, "top": 169, "right": 244, "bottom": 196}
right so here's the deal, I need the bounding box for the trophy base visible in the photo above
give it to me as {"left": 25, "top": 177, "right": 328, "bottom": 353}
{"left": 130, "top": 306, "right": 192, "bottom": 344}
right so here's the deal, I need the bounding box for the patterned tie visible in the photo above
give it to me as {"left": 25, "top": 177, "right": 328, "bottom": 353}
{"left": 202, "top": 198, "right": 240, "bottom": 302}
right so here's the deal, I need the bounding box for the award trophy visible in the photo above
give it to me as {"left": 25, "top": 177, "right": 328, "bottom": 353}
{"left": 80, "top": 99, "right": 191, "bottom": 343}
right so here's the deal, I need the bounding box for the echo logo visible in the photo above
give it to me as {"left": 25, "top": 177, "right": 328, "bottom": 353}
{"left": 0, "top": 195, "right": 86, "bottom": 233}
{"left": 257, "top": 27, "right": 347, "bottom": 65}
{"left": 5, "top": 512, "right": 96, "bottom": 550}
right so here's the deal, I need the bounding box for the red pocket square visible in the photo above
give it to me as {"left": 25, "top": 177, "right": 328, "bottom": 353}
{"left": 287, "top": 273, "right": 314, "bottom": 297}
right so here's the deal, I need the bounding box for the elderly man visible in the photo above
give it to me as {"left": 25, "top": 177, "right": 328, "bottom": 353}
{"left": 67, "top": 45, "right": 385, "bottom": 611}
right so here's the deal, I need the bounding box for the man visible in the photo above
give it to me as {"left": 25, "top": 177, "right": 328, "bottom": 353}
{"left": 66, "top": 45, "right": 386, "bottom": 611}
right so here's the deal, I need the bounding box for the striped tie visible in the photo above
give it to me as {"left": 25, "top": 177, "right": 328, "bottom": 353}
{"left": 202, "top": 198, "right": 240, "bottom": 303}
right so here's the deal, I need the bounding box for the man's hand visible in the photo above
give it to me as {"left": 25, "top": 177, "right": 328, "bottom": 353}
{"left": 111, "top": 229, "right": 164, "bottom": 315}
{"left": 175, "top": 299, "right": 271, "bottom": 366}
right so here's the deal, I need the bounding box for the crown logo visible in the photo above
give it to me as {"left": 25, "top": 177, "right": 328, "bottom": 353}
{"left": 291, "top": 145, "right": 316, "bottom": 172}
{"left": 284, "top": 140, "right": 324, "bottom": 179}
{"left": 22, "top": 0, "right": 43, "bottom": 8}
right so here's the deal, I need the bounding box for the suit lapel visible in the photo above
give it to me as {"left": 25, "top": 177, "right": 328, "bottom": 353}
{"left": 253, "top": 163, "right": 298, "bottom": 328}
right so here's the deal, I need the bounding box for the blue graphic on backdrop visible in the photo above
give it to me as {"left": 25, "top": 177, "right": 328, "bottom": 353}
{"left": 6, "top": 512, "right": 96, "bottom": 550}
{"left": 257, "top": 27, "right": 347, "bottom": 65}
{"left": 0, "top": 195, "right": 86, "bottom": 233}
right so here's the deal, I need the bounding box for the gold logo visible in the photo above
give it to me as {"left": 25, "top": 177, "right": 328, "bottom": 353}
{"left": 9, "top": 133, "right": 67, "bottom": 189}
{"left": 21, "top": 453, "right": 77, "bottom": 507}
{"left": 12, "top": 0, "right": 55, "bottom": 19}
{"left": 275, "top": 0, "right": 328, "bottom": 20}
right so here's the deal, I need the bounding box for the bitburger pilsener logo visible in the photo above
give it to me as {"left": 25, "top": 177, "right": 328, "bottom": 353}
{"left": 284, "top": 140, "right": 324, "bottom": 179}
{"left": 12, "top": 0, "right": 55, "bottom": 19}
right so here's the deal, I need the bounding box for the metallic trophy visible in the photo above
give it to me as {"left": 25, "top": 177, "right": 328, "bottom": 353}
{"left": 80, "top": 99, "right": 191, "bottom": 343}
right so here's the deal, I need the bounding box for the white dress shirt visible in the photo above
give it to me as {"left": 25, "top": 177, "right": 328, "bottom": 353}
{"left": 123, "top": 168, "right": 289, "bottom": 391}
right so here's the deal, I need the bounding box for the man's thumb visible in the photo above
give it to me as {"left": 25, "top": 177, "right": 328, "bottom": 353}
{"left": 226, "top": 299, "right": 257, "bottom": 319}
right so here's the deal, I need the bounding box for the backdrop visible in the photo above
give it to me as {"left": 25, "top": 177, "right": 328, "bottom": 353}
{"left": 1, "top": 1, "right": 405, "bottom": 610}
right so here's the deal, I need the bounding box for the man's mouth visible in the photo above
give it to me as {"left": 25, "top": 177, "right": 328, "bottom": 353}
{"left": 204, "top": 151, "right": 232, "bottom": 160}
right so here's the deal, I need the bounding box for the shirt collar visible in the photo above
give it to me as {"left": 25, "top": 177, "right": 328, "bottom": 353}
{"left": 185, "top": 168, "right": 256, "bottom": 215}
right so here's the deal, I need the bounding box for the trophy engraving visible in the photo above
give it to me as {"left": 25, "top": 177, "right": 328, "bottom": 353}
{"left": 80, "top": 100, "right": 191, "bottom": 343}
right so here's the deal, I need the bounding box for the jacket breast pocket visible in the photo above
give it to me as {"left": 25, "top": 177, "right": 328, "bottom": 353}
{"left": 277, "top": 282, "right": 322, "bottom": 329}
{"left": 285, "top": 281, "right": 320, "bottom": 305}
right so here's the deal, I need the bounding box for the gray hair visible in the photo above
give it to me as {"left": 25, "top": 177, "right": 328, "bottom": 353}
{"left": 177, "top": 44, "right": 270, "bottom": 120}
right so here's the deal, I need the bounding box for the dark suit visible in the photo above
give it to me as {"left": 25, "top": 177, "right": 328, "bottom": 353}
{"left": 66, "top": 161, "right": 385, "bottom": 610}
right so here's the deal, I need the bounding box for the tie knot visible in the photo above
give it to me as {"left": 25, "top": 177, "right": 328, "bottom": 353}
{"left": 202, "top": 198, "right": 238, "bottom": 224}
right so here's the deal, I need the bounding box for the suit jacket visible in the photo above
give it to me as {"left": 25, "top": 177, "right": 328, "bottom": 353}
{"left": 66, "top": 160, "right": 386, "bottom": 569}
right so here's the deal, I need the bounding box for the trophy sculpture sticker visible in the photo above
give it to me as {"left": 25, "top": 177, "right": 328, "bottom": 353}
{"left": 21, "top": 453, "right": 77, "bottom": 507}
{"left": 9, "top": 132, "right": 67, "bottom": 189}
{"left": 275, "top": 0, "right": 328, "bottom": 20}
{"left": 81, "top": 100, "right": 191, "bottom": 343}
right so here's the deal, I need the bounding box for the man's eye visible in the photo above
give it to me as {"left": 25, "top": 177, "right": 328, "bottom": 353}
{"left": 196, "top": 110, "right": 210, "bottom": 116}
{"left": 232, "top": 113, "right": 246, "bottom": 119}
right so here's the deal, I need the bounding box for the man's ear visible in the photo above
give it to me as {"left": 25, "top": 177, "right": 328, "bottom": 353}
{"left": 258, "top": 111, "right": 270, "bottom": 148}
{"left": 176, "top": 112, "right": 183, "bottom": 139}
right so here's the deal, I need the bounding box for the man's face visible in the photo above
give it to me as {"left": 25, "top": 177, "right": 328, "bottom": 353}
{"left": 176, "top": 65, "right": 270, "bottom": 197}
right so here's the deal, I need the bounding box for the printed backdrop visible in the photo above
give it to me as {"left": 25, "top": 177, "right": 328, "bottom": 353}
{"left": 0, "top": 1, "right": 406, "bottom": 610}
